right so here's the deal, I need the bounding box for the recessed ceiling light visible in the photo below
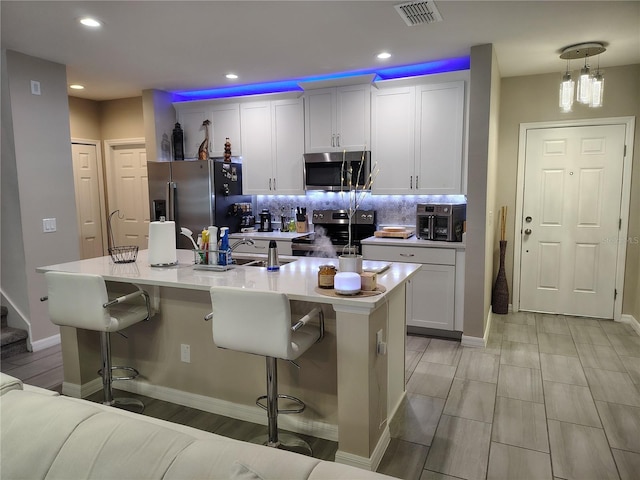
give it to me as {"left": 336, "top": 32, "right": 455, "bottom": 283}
{"left": 79, "top": 17, "right": 102, "bottom": 28}
{"left": 69, "top": 84, "right": 85, "bottom": 90}
{"left": 377, "top": 52, "right": 392, "bottom": 59}
{"left": 225, "top": 73, "right": 238, "bottom": 80}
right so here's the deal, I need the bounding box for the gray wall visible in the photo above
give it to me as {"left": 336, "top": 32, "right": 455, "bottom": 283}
{"left": 1, "top": 50, "right": 80, "bottom": 345}
{"left": 464, "top": 44, "right": 501, "bottom": 339}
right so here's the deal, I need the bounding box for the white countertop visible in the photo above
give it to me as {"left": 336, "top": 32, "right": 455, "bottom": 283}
{"left": 37, "top": 250, "right": 420, "bottom": 311}
{"left": 361, "top": 235, "right": 466, "bottom": 249}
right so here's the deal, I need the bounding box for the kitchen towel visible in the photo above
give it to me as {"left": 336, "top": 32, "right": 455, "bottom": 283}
{"left": 148, "top": 220, "right": 177, "bottom": 266}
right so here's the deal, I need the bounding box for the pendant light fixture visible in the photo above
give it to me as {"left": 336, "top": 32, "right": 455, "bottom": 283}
{"left": 559, "top": 42, "right": 606, "bottom": 111}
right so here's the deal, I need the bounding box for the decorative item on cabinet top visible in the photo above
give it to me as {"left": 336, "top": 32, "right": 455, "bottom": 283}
{"left": 198, "top": 119, "right": 211, "bottom": 160}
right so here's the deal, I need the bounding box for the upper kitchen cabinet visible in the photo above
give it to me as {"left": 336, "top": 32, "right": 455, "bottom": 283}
{"left": 371, "top": 80, "right": 466, "bottom": 195}
{"left": 175, "top": 102, "right": 241, "bottom": 158}
{"left": 241, "top": 97, "right": 304, "bottom": 195}
{"left": 304, "top": 84, "right": 371, "bottom": 153}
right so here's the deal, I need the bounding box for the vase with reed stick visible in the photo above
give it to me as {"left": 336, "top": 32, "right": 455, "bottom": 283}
{"left": 492, "top": 206, "right": 509, "bottom": 314}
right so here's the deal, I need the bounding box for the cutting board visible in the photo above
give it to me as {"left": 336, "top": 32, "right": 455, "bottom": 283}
{"left": 374, "top": 229, "right": 414, "bottom": 239}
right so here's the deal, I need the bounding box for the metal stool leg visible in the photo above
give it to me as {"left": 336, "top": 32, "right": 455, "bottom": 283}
{"left": 98, "top": 332, "right": 144, "bottom": 413}
{"left": 251, "top": 357, "right": 312, "bottom": 456}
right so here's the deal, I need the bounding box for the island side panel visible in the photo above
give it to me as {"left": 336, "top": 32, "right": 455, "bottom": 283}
{"left": 334, "top": 302, "right": 388, "bottom": 461}
{"left": 386, "top": 282, "right": 407, "bottom": 418}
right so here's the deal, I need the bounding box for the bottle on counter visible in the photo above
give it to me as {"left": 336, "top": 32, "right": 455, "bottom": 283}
{"left": 207, "top": 226, "right": 218, "bottom": 265}
{"left": 219, "top": 227, "right": 230, "bottom": 265}
{"left": 267, "top": 240, "right": 280, "bottom": 272}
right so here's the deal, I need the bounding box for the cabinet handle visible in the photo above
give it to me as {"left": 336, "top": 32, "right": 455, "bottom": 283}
{"left": 253, "top": 245, "right": 266, "bottom": 250}
{"left": 273, "top": 178, "right": 276, "bottom": 190}
{"left": 269, "top": 178, "right": 272, "bottom": 190}
{"left": 331, "top": 134, "right": 335, "bottom": 147}
{"left": 416, "top": 175, "right": 419, "bottom": 189}
{"left": 336, "top": 134, "right": 340, "bottom": 147}
{"left": 410, "top": 176, "right": 413, "bottom": 189}
{"left": 400, "top": 253, "right": 415, "bottom": 257}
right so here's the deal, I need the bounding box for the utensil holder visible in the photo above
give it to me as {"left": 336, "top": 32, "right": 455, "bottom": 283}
{"left": 193, "top": 248, "right": 231, "bottom": 266}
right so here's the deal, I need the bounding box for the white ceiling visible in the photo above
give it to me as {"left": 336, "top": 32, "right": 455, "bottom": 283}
{"left": 2, "top": 1, "right": 639, "bottom": 101}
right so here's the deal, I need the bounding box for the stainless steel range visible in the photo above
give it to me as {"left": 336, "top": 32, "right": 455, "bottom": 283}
{"left": 291, "top": 209, "right": 376, "bottom": 257}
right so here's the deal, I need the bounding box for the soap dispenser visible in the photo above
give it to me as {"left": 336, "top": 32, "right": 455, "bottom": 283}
{"left": 219, "top": 227, "right": 230, "bottom": 265}
{"left": 267, "top": 240, "right": 280, "bottom": 272}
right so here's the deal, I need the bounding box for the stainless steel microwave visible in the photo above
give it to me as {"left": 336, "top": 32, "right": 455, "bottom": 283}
{"left": 303, "top": 151, "right": 371, "bottom": 191}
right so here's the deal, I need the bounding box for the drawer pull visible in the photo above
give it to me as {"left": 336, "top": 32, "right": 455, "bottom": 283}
{"left": 400, "top": 253, "right": 415, "bottom": 257}
{"left": 253, "top": 245, "right": 266, "bottom": 250}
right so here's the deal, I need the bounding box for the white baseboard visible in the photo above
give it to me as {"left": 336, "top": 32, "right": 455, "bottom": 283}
{"left": 621, "top": 314, "right": 640, "bottom": 335}
{"left": 62, "top": 377, "right": 102, "bottom": 398}
{"left": 65, "top": 378, "right": 338, "bottom": 442}
{"left": 31, "top": 334, "right": 60, "bottom": 352}
{"left": 335, "top": 426, "right": 390, "bottom": 472}
{"left": 461, "top": 335, "right": 485, "bottom": 348}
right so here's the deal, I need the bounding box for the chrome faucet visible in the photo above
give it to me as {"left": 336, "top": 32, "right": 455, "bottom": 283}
{"left": 230, "top": 238, "right": 255, "bottom": 252}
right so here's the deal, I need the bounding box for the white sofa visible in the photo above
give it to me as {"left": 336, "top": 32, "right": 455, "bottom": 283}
{"left": 0, "top": 373, "right": 395, "bottom": 480}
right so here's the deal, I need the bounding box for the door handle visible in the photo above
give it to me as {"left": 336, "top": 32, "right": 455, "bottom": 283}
{"left": 167, "top": 182, "right": 177, "bottom": 221}
{"left": 524, "top": 229, "right": 532, "bottom": 235}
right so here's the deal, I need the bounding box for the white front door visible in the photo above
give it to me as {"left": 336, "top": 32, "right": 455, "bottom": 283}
{"left": 109, "top": 145, "right": 149, "bottom": 249}
{"left": 519, "top": 124, "right": 626, "bottom": 318}
{"left": 71, "top": 143, "right": 105, "bottom": 259}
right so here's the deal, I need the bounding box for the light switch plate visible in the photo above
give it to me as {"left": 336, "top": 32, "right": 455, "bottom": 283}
{"left": 31, "top": 80, "right": 41, "bottom": 95}
{"left": 42, "top": 218, "right": 56, "bottom": 232}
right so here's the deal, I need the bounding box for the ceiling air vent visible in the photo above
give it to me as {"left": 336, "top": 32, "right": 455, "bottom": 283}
{"left": 395, "top": 1, "right": 443, "bottom": 26}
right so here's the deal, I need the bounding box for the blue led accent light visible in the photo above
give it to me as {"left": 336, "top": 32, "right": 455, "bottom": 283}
{"left": 172, "top": 56, "right": 470, "bottom": 102}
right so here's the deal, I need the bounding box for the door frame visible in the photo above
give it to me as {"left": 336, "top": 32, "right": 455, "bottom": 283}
{"left": 71, "top": 138, "right": 108, "bottom": 254}
{"left": 513, "top": 117, "right": 635, "bottom": 320}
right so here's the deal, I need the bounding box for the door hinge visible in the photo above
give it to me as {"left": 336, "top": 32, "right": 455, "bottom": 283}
{"left": 614, "top": 289, "right": 618, "bottom": 300}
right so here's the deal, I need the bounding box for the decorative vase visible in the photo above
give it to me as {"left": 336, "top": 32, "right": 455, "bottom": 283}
{"left": 339, "top": 254, "right": 363, "bottom": 274}
{"left": 492, "top": 240, "right": 509, "bottom": 314}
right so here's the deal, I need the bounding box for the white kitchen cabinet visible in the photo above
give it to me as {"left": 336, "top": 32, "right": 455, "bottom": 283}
{"left": 362, "top": 244, "right": 457, "bottom": 331}
{"left": 241, "top": 98, "right": 304, "bottom": 195}
{"left": 304, "top": 84, "right": 371, "bottom": 153}
{"left": 371, "top": 80, "right": 465, "bottom": 195}
{"left": 176, "top": 102, "right": 241, "bottom": 159}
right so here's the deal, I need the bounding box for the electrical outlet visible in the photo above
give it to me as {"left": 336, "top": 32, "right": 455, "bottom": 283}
{"left": 180, "top": 344, "right": 191, "bottom": 363}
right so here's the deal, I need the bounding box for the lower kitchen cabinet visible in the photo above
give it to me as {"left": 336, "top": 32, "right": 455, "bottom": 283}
{"left": 362, "top": 243, "right": 463, "bottom": 332}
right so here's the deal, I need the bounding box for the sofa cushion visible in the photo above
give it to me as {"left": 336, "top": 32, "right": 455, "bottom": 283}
{"left": 0, "top": 372, "right": 23, "bottom": 396}
{"left": 1, "top": 390, "right": 101, "bottom": 480}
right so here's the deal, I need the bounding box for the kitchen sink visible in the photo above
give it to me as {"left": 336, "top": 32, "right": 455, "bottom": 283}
{"left": 233, "top": 258, "right": 294, "bottom": 267}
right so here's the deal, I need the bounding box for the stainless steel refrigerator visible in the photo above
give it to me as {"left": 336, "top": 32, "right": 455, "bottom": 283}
{"left": 147, "top": 158, "right": 254, "bottom": 249}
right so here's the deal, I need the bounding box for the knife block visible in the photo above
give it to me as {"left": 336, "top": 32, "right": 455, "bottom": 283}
{"left": 295, "top": 215, "right": 308, "bottom": 233}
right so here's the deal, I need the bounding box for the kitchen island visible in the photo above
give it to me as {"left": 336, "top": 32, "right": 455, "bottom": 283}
{"left": 37, "top": 250, "right": 420, "bottom": 471}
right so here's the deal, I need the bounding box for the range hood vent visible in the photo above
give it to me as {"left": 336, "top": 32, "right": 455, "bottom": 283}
{"left": 394, "top": 1, "right": 443, "bottom": 26}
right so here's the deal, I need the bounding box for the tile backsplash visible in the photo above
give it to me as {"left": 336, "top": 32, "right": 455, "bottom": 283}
{"left": 257, "top": 193, "right": 466, "bottom": 227}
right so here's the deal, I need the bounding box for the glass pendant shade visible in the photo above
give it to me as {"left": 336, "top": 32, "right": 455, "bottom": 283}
{"left": 590, "top": 72, "right": 604, "bottom": 108}
{"left": 577, "top": 65, "right": 592, "bottom": 104}
{"left": 559, "top": 72, "right": 575, "bottom": 112}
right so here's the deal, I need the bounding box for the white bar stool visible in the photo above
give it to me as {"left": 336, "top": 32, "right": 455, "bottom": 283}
{"left": 44, "top": 271, "right": 152, "bottom": 412}
{"left": 206, "top": 286, "right": 324, "bottom": 456}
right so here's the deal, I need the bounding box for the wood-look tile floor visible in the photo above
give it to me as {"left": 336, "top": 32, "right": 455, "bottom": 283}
{"left": 3, "top": 312, "right": 640, "bottom": 479}
{"left": 378, "top": 313, "right": 640, "bottom": 480}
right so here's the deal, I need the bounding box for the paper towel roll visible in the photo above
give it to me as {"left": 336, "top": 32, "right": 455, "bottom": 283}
{"left": 148, "top": 220, "right": 177, "bottom": 266}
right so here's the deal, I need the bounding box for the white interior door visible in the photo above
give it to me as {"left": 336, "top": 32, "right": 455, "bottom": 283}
{"left": 71, "top": 143, "right": 106, "bottom": 259}
{"left": 109, "top": 145, "right": 149, "bottom": 249}
{"left": 519, "top": 124, "right": 625, "bottom": 318}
